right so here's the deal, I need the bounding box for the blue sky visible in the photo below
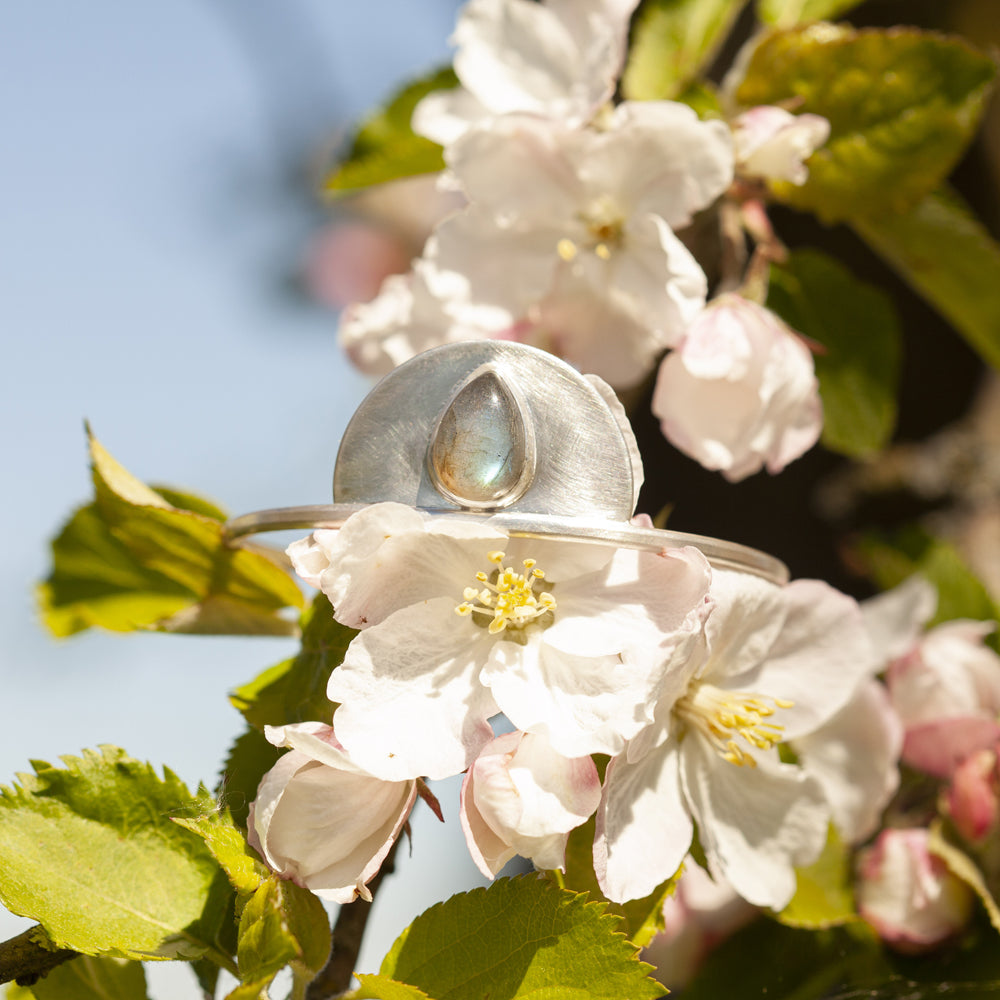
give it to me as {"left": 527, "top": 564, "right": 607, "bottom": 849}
{"left": 0, "top": 3, "right": 492, "bottom": 995}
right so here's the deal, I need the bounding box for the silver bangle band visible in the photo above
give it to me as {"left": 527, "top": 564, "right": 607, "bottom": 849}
{"left": 224, "top": 504, "right": 789, "bottom": 585}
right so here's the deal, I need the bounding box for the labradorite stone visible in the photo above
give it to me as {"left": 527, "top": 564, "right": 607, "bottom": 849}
{"left": 430, "top": 370, "right": 529, "bottom": 506}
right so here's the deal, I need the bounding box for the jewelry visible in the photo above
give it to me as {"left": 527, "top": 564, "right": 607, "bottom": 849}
{"left": 224, "top": 341, "right": 788, "bottom": 585}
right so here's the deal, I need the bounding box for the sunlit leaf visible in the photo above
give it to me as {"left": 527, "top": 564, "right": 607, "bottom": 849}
{"left": 776, "top": 825, "right": 857, "bottom": 929}
{"left": 735, "top": 26, "right": 995, "bottom": 222}
{"left": 217, "top": 727, "right": 283, "bottom": 832}
{"left": 324, "top": 67, "right": 456, "bottom": 195}
{"left": 0, "top": 747, "right": 231, "bottom": 963}
{"left": 757, "top": 0, "right": 864, "bottom": 28}
{"left": 14, "top": 956, "right": 147, "bottom": 1000}
{"left": 379, "top": 876, "right": 662, "bottom": 1000}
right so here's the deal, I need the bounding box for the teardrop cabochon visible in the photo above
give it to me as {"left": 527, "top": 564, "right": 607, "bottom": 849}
{"left": 333, "top": 341, "right": 638, "bottom": 520}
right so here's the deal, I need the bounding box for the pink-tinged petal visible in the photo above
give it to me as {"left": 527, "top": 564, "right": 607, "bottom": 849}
{"left": 857, "top": 828, "right": 973, "bottom": 951}
{"left": 250, "top": 750, "right": 416, "bottom": 905}
{"left": 595, "top": 102, "right": 733, "bottom": 227}
{"left": 326, "top": 597, "right": 499, "bottom": 780}
{"left": 463, "top": 731, "right": 600, "bottom": 876}
{"left": 264, "top": 721, "right": 360, "bottom": 773}
{"left": 733, "top": 106, "right": 830, "bottom": 185}
{"left": 902, "top": 717, "right": 1000, "bottom": 779}
{"left": 653, "top": 296, "right": 821, "bottom": 482}
{"left": 595, "top": 741, "right": 692, "bottom": 903}
{"left": 861, "top": 576, "right": 937, "bottom": 665}
{"left": 794, "top": 679, "right": 903, "bottom": 843}
{"left": 946, "top": 748, "right": 1000, "bottom": 843}
{"left": 745, "top": 580, "right": 874, "bottom": 741}
{"left": 681, "top": 739, "right": 828, "bottom": 909}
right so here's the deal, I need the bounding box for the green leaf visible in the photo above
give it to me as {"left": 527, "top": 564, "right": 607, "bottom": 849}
{"left": 379, "top": 876, "right": 662, "bottom": 1000}
{"left": 734, "top": 26, "right": 996, "bottom": 222}
{"left": 39, "top": 430, "right": 304, "bottom": 637}
{"left": 16, "top": 956, "right": 148, "bottom": 1000}
{"left": 928, "top": 821, "right": 1000, "bottom": 934}
{"left": 0, "top": 747, "right": 232, "bottom": 963}
{"left": 230, "top": 877, "right": 330, "bottom": 999}
{"left": 545, "top": 810, "right": 680, "bottom": 948}
{"left": 217, "top": 727, "right": 283, "bottom": 831}
{"left": 172, "top": 813, "right": 269, "bottom": 898}
{"left": 854, "top": 187, "right": 1000, "bottom": 371}
{"left": 767, "top": 248, "right": 901, "bottom": 457}
{"left": 853, "top": 525, "right": 1000, "bottom": 631}
{"left": 325, "top": 67, "right": 456, "bottom": 196}
{"left": 621, "top": 0, "right": 746, "bottom": 101}
{"left": 776, "top": 825, "right": 857, "bottom": 929}
{"left": 230, "top": 593, "right": 354, "bottom": 730}
{"left": 350, "top": 975, "right": 432, "bottom": 1000}
{"left": 757, "top": 0, "right": 864, "bottom": 28}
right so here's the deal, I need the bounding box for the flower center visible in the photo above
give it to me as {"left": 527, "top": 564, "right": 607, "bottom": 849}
{"left": 455, "top": 550, "right": 556, "bottom": 635}
{"left": 557, "top": 196, "right": 625, "bottom": 263}
{"left": 673, "top": 682, "right": 794, "bottom": 768}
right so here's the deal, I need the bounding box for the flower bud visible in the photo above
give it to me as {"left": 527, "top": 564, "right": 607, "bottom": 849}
{"left": 249, "top": 722, "right": 416, "bottom": 904}
{"left": 460, "top": 731, "right": 601, "bottom": 877}
{"left": 946, "top": 747, "right": 1000, "bottom": 844}
{"left": 856, "top": 828, "right": 973, "bottom": 952}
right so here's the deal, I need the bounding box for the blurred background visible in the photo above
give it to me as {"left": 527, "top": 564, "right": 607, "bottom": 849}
{"left": 2, "top": 2, "right": 999, "bottom": 998}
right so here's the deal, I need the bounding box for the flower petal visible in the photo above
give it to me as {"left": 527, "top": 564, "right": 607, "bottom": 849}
{"left": 327, "top": 597, "right": 499, "bottom": 780}
{"left": 595, "top": 741, "right": 692, "bottom": 903}
{"left": 681, "top": 739, "right": 828, "bottom": 909}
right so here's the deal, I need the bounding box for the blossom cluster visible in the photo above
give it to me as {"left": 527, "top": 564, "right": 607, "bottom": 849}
{"left": 326, "top": 0, "right": 831, "bottom": 482}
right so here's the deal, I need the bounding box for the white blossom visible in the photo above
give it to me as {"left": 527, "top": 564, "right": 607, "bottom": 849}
{"left": 652, "top": 294, "right": 822, "bottom": 481}
{"left": 412, "top": 0, "right": 640, "bottom": 145}
{"left": 596, "top": 569, "right": 873, "bottom": 909}
{"left": 288, "top": 501, "right": 712, "bottom": 781}
{"left": 248, "top": 722, "right": 416, "bottom": 904}
{"left": 460, "top": 730, "right": 601, "bottom": 877}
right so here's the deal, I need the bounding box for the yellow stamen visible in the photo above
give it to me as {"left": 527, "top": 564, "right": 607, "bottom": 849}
{"left": 557, "top": 238, "right": 578, "bottom": 262}
{"left": 674, "top": 683, "right": 794, "bottom": 768}
{"left": 455, "top": 551, "right": 556, "bottom": 634}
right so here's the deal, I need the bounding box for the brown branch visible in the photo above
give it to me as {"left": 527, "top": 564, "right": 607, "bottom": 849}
{"left": 0, "top": 926, "right": 77, "bottom": 987}
{"left": 306, "top": 840, "right": 400, "bottom": 1000}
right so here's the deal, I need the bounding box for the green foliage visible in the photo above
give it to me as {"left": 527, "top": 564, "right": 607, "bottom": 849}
{"left": 776, "top": 825, "right": 857, "bottom": 929}
{"left": 14, "top": 956, "right": 148, "bottom": 1000}
{"left": 378, "top": 876, "right": 662, "bottom": 1000}
{"left": 928, "top": 822, "right": 1000, "bottom": 934}
{"left": 735, "top": 26, "right": 995, "bottom": 223}
{"left": 350, "top": 976, "right": 432, "bottom": 1000}
{"left": 325, "top": 67, "right": 456, "bottom": 195}
{"left": 229, "top": 877, "right": 330, "bottom": 1000}
{"left": 757, "top": 0, "right": 864, "bottom": 27}
{"left": 0, "top": 748, "right": 233, "bottom": 965}
{"left": 217, "top": 727, "right": 283, "bottom": 832}
{"left": 230, "top": 593, "right": 354, "bottom": 730}
{"left": 767, "top": 248, "right": 901, "bottom": 457}
{"left": 855, "top": 187, "right": 1000, "bottom": 372}
{"left": 853, "top": 526, "right": 1000, "bottom": 631}
{"left": 39, "top": 431, "right": 303, "bottom": 637}
{"left": 545, "top": 809, "right": 679, "bottom": 947}
{"left": 621, "top": 0, "right": 745, "bottom": 101}
{"left": 172, "top": 812, "right": 269, "bottom": 898}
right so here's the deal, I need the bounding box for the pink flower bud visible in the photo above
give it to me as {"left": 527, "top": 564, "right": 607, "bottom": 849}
{"left": 946, "top": 748, "right": 1000, "bottom": 843}
{"left": 856, "top": 828, "right": 973, "bottom": 952}
{"left": 652, "top": 294, "right": 822, "bottom": 482}
{"left": 249, "top": 722, "right": 416, "bottom": 904}
{"left": 460, "top": 731, "right": 601, "bottom": 878}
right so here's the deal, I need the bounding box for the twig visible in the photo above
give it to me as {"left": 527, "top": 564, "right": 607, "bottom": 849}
{"left": 0, "top": 926, "right": 77, "bottom": 987}
{"left": 305, "top": 840, "right": 400, "bottom": 1000}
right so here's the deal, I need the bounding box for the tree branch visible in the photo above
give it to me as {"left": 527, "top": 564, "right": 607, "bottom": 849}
{"left": 306, "top": 840, "right": 400, "bottom": 1000}
{"left": 0, "top": 926, "right": 77, "bottom": 987}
